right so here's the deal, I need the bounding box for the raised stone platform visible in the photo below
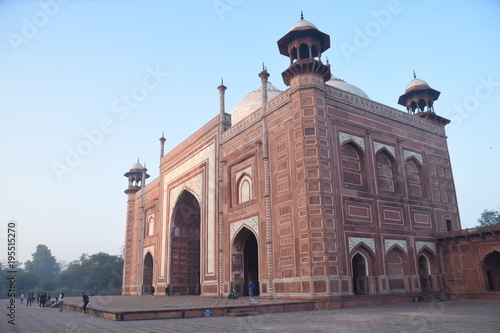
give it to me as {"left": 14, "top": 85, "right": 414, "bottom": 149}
{"left": 63, "top": 295, "right": 315, "bottom": 321}
{"left": 452, "top": 292, "right": 500, "bottom": 301}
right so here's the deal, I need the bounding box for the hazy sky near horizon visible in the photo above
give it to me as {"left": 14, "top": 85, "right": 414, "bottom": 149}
{"left": 1, "top": 0, "right": 499, "bottom": 265}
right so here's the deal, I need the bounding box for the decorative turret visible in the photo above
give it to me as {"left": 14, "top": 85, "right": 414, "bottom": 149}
{"left": 398, "top": 72, "right": 449, "bottom": 124}
{"left": 398, "top": 72, "right": 441, "bottom": 114}
{"left": 124, "top": 159, "right": 150, "bottom": 194}
{"left": 277, "top": 13, "right": 331, "bottom": 86}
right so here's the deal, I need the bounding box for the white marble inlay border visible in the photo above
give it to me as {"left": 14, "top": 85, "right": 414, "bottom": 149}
{"left": 374, "top": 142, "right": 396, "bottom": 157}
{"left": 348, "top": 237, "right": 375, "bottom": 253}
{"left": 384, "top": 239, "right": 408, "bottom": 253}
{"left": 230, "top": 216, "right": 259, "bottom": 241}
{"left": 403, "top": 149, "right": 423, "bottom": 164}
{"left": 169, "top": 173, "right": 203, "bottom": 220}
{"left": 160, "top": 141, "right": 216, "bottom": 279}
{"left": 339, "top": 132, "right": 365, "bottom": 150}
{"left": 416, "top": 241, "right": 436, "bottom": 254}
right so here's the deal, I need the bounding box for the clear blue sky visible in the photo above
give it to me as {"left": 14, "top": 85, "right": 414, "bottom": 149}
{"left": 1, "top": 0, "right": 499, "bottom": 265}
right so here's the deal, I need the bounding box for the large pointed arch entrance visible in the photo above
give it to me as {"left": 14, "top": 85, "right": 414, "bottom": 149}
{"left": 142, "top": 252, "right": 153, "bottom": 295}
{"left": 170, "top": 190, "right": 201, "bottom": 295}
{"left": 231, "top": 227, "right": 259, "bottom": 296}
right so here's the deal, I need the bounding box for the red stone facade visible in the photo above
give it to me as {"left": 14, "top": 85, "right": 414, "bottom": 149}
{"left": 437, "top": 225, "right": 500, "bottom": 299}
{"left": 121, "top": 18, "right": 499, "bottom": 305}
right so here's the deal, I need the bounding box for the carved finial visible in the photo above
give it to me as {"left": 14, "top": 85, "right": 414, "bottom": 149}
{"left": 300, "top": 10, "right": 304, "bottom": 20}
{"left": 413, "top": 70, "right": 416, "bottom": 79}
{"left": 137, "top": 157, "right": 139, "bottom": 163}
{"left": 262, "top": 62, "right": 267, "bottom": 71}
{"left": 162, "top": 131, "right": 164, "bottom": 137}
{"left": 326, "top": 56, "right": 330, "bottom": 65}
{"left": 221, "top": 77, "right": 224, "bottom": 85}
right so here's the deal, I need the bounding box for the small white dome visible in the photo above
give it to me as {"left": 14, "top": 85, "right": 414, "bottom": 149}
{"left": 405, "top": 78, "right": 430, "bottom": 92}
{"left": 326, "top": 76, "right": 370, "bottom": 99}
{"left": 129, "top": 162, "right": 144, "bottom": 170}
{"left": 289, "top": 19, "right": 318, "bottom": 31}
{"left": 230, "top": 82, "right": 282, "bottom": 125}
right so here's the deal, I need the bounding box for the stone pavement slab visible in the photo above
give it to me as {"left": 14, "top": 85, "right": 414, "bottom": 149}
{"left": 2, "top": 298, "right": 499, "bottom": 333}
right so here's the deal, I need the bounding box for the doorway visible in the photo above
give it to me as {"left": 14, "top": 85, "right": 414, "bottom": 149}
{"left": 418, "top": 255, "right": 430, "bottom": 291}
{"left": 170, "top": 190, "right": 201, "bottom": 295}
{"left": 143, "top": 252, "right": 153, "bottom": 294}
{"left": 352, "top": 252, "right": 368, "bottom": 295}
{"left": 231, "top": 227, "right": 259, "bottom": 296}
{"left": 484, "top": 251, "right": 500, "bottom": 291}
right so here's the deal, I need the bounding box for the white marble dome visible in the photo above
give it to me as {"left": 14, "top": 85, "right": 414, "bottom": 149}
{"left": 289, "top": 19, "right": 318, "bottom": 31}
{"left": 230, "top": 82, "right": 282, "bottom": 125}
{"left": 405, "top": 78, "right": 430, "bottom": 93}
{"left": 129, "top": 162, "right": 144, "bottom": 170}
{"left": 326, "top": 76, "right": 370, "bottom": 99}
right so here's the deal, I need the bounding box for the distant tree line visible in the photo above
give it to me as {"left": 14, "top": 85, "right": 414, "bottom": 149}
{"left": 477, "top": 209, "right": 500, "bottom": 227}
{"left": 1, "top": 244, "right": 122, "bottom": 298}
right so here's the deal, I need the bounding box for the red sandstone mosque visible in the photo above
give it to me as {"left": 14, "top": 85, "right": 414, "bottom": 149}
{"left": 122, "top": 16, "right": 500, "bottom": 306}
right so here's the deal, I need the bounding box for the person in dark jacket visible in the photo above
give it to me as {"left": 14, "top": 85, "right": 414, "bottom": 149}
{"left": 82, "top": 292, "right": 90, "bottom": 312}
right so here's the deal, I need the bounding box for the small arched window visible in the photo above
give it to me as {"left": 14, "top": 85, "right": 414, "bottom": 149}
{"left": 376, "top": 151, "right": 396, "bottom": 193}
{"left": 410, "top": 101, "right": 418, "bottom": 113}
{"left": 148, "top": 217, "right": 154, "bottom": 236}
{"left": 341, "top": 143, "right": 365, "bottom": 187}
{"left": 311, "top": 44, "right": 319, "bottom": 60}
{"left": 237, "top": 174, "right": 252, "bottom": 204}
{"left": 299, "top": 43, "right": 310, "bottom": 60}
{"left": 418, "top": 98, "right": 427, "bottom": 112}
{"left": 406, "top": 158, "right": 424, "bottom": 197}
{"left": 290, "top": 47, "right": 298, "bottom": 63}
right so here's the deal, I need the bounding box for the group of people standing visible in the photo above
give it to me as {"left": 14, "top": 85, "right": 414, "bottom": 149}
{"left": 20, "top": 291, "right": 66, "bottom": 311}
{"left": 20, "top": 291, "right": 51, "bottom": 307}
{"left": 20, "top": 291, "right": 90, "bottom": 313}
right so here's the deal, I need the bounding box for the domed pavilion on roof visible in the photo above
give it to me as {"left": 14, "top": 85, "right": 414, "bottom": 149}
{"left": 121, "top": 15, "right": 497, "bottom": 308}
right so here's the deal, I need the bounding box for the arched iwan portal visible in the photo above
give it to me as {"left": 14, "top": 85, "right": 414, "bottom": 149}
{"left": 231, "top": 227, "right": 259, "bottom": 296}
{"left": 143, "top": 252, "right": 153, "bottom": 295}
{"left": 484, "top": 251, "right": 500, "bottom": 291}
{"left": 170, "top": 190, "right": 200, "bottom": 295}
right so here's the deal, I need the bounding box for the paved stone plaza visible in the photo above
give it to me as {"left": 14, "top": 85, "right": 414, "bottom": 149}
{"left": 2, "top": 297, "right": 499, "bottom": 332}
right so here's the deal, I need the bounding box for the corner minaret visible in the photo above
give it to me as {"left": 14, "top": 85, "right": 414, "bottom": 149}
{"left": 277, "top": 13, "right": 331, "bottom": 86}
{"left": 122, "top": 159, "right": 150, "bottom": 295}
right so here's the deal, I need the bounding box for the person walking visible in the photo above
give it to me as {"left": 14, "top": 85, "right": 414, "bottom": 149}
{"left": 165, "top": 284, "right": 170, "bottom": 297}
{"left": 82, "top": 292, "right": 90, "bottom": 312}
{"left": 20, "top": 293, "right": 24, "bottom": 304}
{"left": 39, "top": 292, "right": 47, "bottom": 307}
{"left": 58, "top": 291, "right": 64, "bottom": 312}
{"left": 26, "top": 292, "right": 33, "bottom": 306}
{"left": 248, "top": 281, "right": 255, "bottom": 297}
